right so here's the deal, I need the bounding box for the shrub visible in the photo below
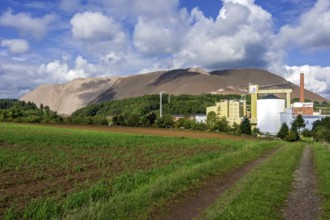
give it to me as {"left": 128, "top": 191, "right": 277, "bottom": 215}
{"left": 240, "top": 117, "right": 251, "bottom": 135}
{"left": 277, "top": 123, "right": 289, "bottom": 139}
{"left": 285, "top": 131, "right": 297, "bottom": 142}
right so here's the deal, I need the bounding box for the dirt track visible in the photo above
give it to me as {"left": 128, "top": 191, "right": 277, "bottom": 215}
{"left": 283, "top": 146, "right": 321, "bottom": 220}
{"left": 150, "top": 148, "right": 280, "bottom": 220}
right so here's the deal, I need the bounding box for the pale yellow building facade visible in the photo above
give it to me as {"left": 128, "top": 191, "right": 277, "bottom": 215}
{"left": 206, "top": 100, "right": 246, "bottom": 125}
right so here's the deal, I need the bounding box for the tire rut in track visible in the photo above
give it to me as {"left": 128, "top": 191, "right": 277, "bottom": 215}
{"left": 151, "top": 147, "right": 281, "bottom": 220}
{"left": 283, "top": 145, "right": 321, "bottom": 220}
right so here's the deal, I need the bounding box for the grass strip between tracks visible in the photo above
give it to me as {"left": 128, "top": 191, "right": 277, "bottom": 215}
{"left": 198, "top": 142, "right": 304, "bottom": 220}
{"left": 313, "top": 142, "right": 330, "bottom": 220}
{"left": 63, "top": 142, "right": 282, "bottom": 220}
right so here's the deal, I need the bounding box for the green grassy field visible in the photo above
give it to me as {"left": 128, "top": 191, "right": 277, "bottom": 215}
{"left": 2, "top": 123, "right": 330, "bottom": 220}
{"left": 0, "top": 123, "right": 284, "bottom": 219}
{"left": 199, "top": 142, "right": 304, "bottom": 220}
{"left": 313, "top": 142, "right": 330, "bottom": 219}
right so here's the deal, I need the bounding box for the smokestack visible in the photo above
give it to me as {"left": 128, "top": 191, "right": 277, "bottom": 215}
{"left": 300, "top": 73, "right": 305, "bottom": 102}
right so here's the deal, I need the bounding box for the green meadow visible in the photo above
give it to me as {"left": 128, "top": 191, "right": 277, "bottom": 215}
{"left": 1, "top": 123, "right": 329, "bottom": 219}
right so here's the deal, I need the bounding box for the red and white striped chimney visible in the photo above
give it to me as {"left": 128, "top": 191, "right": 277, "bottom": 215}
{"left": 300, "top": 73, "right": 305, "bottom": 102}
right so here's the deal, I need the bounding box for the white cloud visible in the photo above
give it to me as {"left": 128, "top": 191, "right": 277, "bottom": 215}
{"left": 70, "top": 11, "right": 122, "bottom": 41}
{"left": 173, "top": 1, "right": 273, "bottom": 69}
{"left": 37, "top": 56, "right": 117, "bottom": 83}
{"left": 1, "top": 39, "right": 29, "bottom": 54}
{"left": 278, "top": 0, "right": 330, "bottom": 51}
{"left": 0, "top": 9, "right": 56, "bottom": 39}
{"left": 133, "top": 9, "right": 189, "bottom": 55}
{"left": 284, "top": 65, "right": 330, "bottom": 98}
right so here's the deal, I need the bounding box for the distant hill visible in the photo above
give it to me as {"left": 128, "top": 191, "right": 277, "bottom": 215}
{"left": 20, "top": 68, "right": 328, "bottom": 115}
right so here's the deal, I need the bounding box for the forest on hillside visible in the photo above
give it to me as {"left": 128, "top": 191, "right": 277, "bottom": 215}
{"left": 0, "top": 99, "right": 63, "bottom": 123}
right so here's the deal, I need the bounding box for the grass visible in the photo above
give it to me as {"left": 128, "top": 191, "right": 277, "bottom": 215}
{"left": 0, "top": 123, "right": 282, "bottom": 219}
{"left": 198, "top": 142, "right": 304, "bottom": 220}
{"left": 65, "top": 141, "right": 280, "bottom": 219}
{"left": 313, "top": 142, "right": 330, "bottom": 219}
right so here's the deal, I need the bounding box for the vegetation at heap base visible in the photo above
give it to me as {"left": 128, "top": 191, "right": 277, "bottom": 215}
{"left": 0, "top": 99, "right": 63, "bottom": 123}
{"left": 72, "top": 93, "right": 243, "bottom": 117}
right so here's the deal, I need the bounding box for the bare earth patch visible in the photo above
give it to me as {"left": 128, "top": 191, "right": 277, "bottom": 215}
{"left": 150, "top": 148, "right": 280, "bottom": 220}
{"left": 283, "top": 146, "right": 321, "bottom": 220}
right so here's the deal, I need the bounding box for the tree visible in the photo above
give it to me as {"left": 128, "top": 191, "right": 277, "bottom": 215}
{"left": 312, "top": 116, "right": 330, "bottom": 130}
{"left": 214, "top": 116, "right": 230, "bottom": 132}
{"left": 313, "top": 125, "right": 330, "bottom": 142}
{"left": 302, "top": 129, "right": 313, "bottom": 137}
{"left": 277, "top": 122, "right": 289, "bottom": 139}
{"left": 112, "top": 115, "right": 126, "bottom": 126}
{"left": 156, "top": 114, "right": 174, "bottom": 128}
{"left": 290, "top": 120, "right": 300, "bottom": 141}
{"left": 230, "top": 122, "right": 241, "bottom": 134}
{"left": 285, "top": 131, "right": 297, "bottom": 142}
{"left": 126, "top": 114, "right": 140, "bottom": 127}
{"left": 240, "top": 117, "right": 251, "bottom": 135}
{"left": 206, "top": 111, "right": 217, "bottom": 131}
{"left": 146, "top": 112, "right": 157, "bottom": 126}
{"left": 295, "top": 114, "right": 306, "bottom": 132}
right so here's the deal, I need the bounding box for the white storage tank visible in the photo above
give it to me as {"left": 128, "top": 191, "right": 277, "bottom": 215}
{"left": 257, "top": 95, "right": 285, "bottom": 135}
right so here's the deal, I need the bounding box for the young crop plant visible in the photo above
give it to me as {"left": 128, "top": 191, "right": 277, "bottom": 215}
{"left": 0, "top": 123, "right": 282, "bottom": 219}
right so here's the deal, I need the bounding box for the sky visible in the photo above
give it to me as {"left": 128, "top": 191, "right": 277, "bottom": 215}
{"left": 0, "top": 0, "right": 329, "bottom": 99}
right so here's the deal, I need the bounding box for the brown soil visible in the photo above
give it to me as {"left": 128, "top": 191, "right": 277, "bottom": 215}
{"left": 150, "top": 147, "right": 280, "bottom": 220}
{"left": 283, "top": 146, "right": 321, "bottom": 220}
{"left": 0, "top": 138, "right": 224, "bottom": 218}
{"left": 42, "top": 124, "right": 255, "bottom": 141}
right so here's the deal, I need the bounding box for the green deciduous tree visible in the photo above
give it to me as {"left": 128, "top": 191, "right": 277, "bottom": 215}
{"left": 214, "top": 116, "right": 230, "bottom": 132}
{"left": 156, "top": 114, "right": 174, "bottom": 128}
{"left": 206, "top": 111, "right": 217, "bottom": 131}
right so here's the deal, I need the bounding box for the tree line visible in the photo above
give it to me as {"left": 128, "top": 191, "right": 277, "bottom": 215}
{"left": 277, "top": 115, "right": 330, "bottom": 143}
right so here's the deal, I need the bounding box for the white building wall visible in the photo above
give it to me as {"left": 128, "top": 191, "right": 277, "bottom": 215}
{"left": 257, "top": 99, "right": 285, "bottom": 134}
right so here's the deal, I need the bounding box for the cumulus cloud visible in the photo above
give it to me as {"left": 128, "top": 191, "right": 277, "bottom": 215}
{"left": 278, "top": 0, "right": 330, "bottom": 51}
{"left": 0, "top": 9, "right": 56, "bottom": 39}
{"left": 172, "top": 0, "right": 273, "bottom": 69}
{"left": 285, "top": 65, "right": 330, "bottom": 98}
{"left": 70, "top": 11, "right": 122, "bottom": 41}
{"left": 133, "top": 9, "right": 189, "bottom": 55}
{"left": 1, "top": 39, "right": 29, "bottom": 54}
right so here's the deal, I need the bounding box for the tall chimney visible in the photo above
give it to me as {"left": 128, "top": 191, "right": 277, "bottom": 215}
{"left": 300, "top": 73, "right": 305, "bottom": 102}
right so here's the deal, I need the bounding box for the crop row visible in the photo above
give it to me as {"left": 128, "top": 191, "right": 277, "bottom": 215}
{"left": 0, "top": 123, "right": 280, "bottom": 219}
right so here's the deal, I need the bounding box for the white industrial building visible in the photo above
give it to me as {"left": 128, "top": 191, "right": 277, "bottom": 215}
{"left": 257, "top": 95, "right": 285, "bottom": 135}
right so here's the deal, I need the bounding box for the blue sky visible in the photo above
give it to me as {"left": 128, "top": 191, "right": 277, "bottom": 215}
{"left": 0, "top": 0, "right": 329, "bottom": 99}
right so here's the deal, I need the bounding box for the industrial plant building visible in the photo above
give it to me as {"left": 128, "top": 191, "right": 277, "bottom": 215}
{"left": 207, "top": 72, "right": 328, "bottom": 135}
{"left": 206, "top": 99, "right": 246, "bottom": 126}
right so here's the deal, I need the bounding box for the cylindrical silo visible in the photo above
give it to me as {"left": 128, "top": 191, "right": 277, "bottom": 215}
{"left": 257, "top": 95, "right": 285, "bottom": 135}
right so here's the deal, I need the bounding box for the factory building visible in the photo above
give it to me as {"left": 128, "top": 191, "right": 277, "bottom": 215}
{"left": 257, "top": 95, "right": 285, "bottom": 134}
{"left": 206, "top": 99, "right": 246, "bottom": 125}
{"left": 292, "top": 102, "right": 314, "bottom": 115}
